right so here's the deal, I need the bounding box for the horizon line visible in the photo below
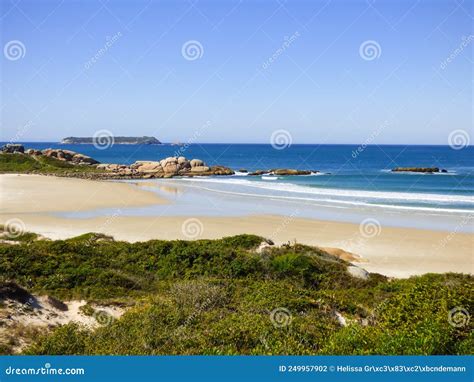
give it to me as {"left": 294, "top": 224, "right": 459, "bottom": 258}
{"left": 2, "top": 141, "right": 473, "bottom": 147}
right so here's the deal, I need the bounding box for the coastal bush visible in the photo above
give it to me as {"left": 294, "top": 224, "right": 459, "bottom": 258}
{"left": 1, "top": 233, "right": 472, "bottom": 355}
{"left": 0, "top": 153, "right": 99, "bottom": 174}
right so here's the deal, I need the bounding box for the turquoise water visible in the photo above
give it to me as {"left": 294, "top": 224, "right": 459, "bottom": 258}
{"left": 17, "top": 143, "right": 474, "bottom": 213}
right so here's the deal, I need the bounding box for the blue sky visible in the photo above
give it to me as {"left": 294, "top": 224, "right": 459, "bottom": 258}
{"left": 1, "top": 0, "right": 472, "bottom": 144}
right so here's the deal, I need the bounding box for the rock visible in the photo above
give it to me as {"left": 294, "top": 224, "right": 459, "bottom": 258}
{"left": 391, "top": 167, "right": 443, "bottom": 173}
{"left": 71, "top": 153, "right": 99, "bottom": 165}
{"left": 255, "top": 240, "right": 274, "bottom": 253}
{"left": 238, "top": 169, "right": 248, "bottom": 173}
{"left": 25, "top": 148, "right": 45, "bottom": 156}
{"left": 191, "top": 166, "right": 210, "bottom": 173}
{"left": 248, "top": 170, "right": 268, "bottom": 176}
{"left": 333, "top": 311, "right": 347, "bottom": 327}
{"left": 177, "top": 156, "right": 187, "bottom": 164}
{"left": 178, "top": 160, "right": 191, "bottom": 171}
{"left": 347, "top": 265, "right": 369, "bottom": 280}
{"left": 271, "top": 169, "right": 312, "bottom": 176}
{"left": 132, "top": 161, "right": 163, "bottom": 174}
{"left": 190, "top": 159, "right": 204, "bottom": 167}
{"left": 42, "top": 148, "right": 57, "bottom": 157}
{"left": 40, "top": 149, "right": 99, "bottom": 165}
{"left": 163, "top": 162, "right": 179, "bottom": 174}
{"left": 249, "top": 169, "right": 314, "bottom": 176}
{"left": 1, "top": 144, "right": 24, "bottom": 153}
{"left": 209, "top": 166, "right": 234, "bottom": 175}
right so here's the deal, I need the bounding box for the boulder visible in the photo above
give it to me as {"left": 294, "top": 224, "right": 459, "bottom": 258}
{"left": 209, "top": 166, "right": 234, "bottom": 175}
{"left": 25, "top": 148, "right": 42, "bottom": 156}
{"left": 160, "top": 157, "right": 177, "bottom": 167}
{"left": 163, "top": 162, "right": 179, "bottom": 174}
{"left": 42, "top": 148, "right": 57, "bottom": 157}
{"left": 71, "top": 153, "right": 99, "bottom": 165}
{"left": 178, "top": 160, "right": 191, "bottom": 171}
{"left": 249, "top": 170, "right": 268, "bottom": 176}
{"left": 190, "top": 159, "right": 204, "bottom": 167}
{"left": 271, "top": 169, "right": 312, "bottom": 176}
{"left": 1, "top": 144, "right": 24, "bottom": 153}
{"left": 40, "top": 149, "right": 99, "bottom": 165}
{"left": 391, "top": 167, "right": 443, "bottom": 173}
{"left": 132, "top": 161, "right": 163, "bottom": 174}
{"left": 347, "top": 266, "right": 369, "bottom": 280}
{"left": 191, "top": 166, "right": 210, "bottom": 173}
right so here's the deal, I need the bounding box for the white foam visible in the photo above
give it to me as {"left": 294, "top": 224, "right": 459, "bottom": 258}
{"left": 176, "top": 177, "right": 474, "bottom": 206}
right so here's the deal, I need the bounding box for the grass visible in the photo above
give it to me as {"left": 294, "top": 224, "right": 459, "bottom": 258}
{"left": 0, "top": 233, "right": 472, "bottom": 355}
{"left": 0, "top": 153, "right": 100, "bottom": 175}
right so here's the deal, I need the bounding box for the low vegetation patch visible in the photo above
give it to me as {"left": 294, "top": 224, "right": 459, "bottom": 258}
{"left": 0, "top": 153, "right": 100, "bottom": 175}
{"left": 0, "top": 233, "right": 471, "bottom": 355}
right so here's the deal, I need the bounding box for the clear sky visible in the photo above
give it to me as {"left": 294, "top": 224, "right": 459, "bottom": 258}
{"left": 1, "top": 0, "right": 472, "bottom": 144}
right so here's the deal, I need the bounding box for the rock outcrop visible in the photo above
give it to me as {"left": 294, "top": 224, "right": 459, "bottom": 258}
{"left": 248, "top": 169, "right": 316, "bottom": 176}
{"left": 1, "top": 144, "right": 24, "bottom": 154}
{"left": 99, "top": 157, "right": 234, "bottom": 178}
{"left": 41, "top": 148, "right": 99, "bottom": 165}
{"left": 1, "top": 144, "right": 234, "bottom": 179}
{"left": 392, "top": 167, "right": 447, "bottom": 173}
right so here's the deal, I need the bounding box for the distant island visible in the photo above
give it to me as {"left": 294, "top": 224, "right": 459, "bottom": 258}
{"left": 61, "top": 136, "right": 161, "bottom": 145}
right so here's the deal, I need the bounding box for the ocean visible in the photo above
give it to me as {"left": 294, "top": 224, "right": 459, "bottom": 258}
{"left": 15, "top": 143, "right": 474, "bottom": 212}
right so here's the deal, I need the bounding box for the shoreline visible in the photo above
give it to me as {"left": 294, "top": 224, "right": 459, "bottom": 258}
{"left": 1, "top": 174, "right": 472, "bottom": 278}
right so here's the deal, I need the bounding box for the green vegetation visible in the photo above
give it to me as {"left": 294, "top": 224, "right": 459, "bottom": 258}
{"left": 0, "top": 233, "right": 472, "bottom": 355}
{"left": 0, "top": 153, "right": 100, "bottom": 175}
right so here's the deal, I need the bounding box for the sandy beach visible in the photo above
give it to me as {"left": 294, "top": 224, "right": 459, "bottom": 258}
{"left": 1, "top": 174, "right": 472, "bottom": 278}
{"left": 0, "top": 174, "right": 166, "bottom": 213}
